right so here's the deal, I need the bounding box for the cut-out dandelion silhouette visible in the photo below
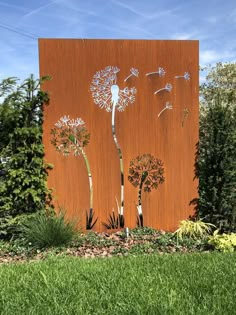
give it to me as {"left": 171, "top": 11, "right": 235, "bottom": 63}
{"left": 157, "top": 102, "right": 173, "bottom": 117}
{"left": 175, "top": 72, "right": 190, "bottom": 80}
{"left": 154, "top": 83, "right": 172, "bottom": 94}
{"left": 182, "top": 108, "right": 190, "bottom": 127}
{"left": 51, "top": 115, "right": 95, "bottom": 228}
{"left": 146, "top": 67, "right": 166, "bottom": 77}
{"left": 90, "top": 66, "right": 138, "bottom": 227}
{"left": 128, "top": 154, "right": 165, "bottom": 227}
{"left": 124, "top": 68, "right": 139, "bottom": 82}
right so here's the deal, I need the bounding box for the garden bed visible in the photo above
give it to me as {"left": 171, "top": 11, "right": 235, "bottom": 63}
{"left": 0, "top": 228, "right": 211, "bottom": 264}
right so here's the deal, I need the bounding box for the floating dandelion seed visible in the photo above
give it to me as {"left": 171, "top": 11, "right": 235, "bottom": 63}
{"left": 182, "top": 108, "right": 190, "bottom": 127}
{"left": 50, "top": 116, "right": 94, "bottom": 219}
{"left": 154, "top": 83, "right": 172, "bottom": 94}
{"left": 157, "top": 102, "right": 173, "bottom": 117}
{"left": 124, "top": 68, "right": 139, "bottom": 82}
{"left": 175, "top": 72, "right": 190, "bottom": 80}
{"left": 146, "top": 67, "right": 166, "bottom": 77}
{"left": 128, "top": 154, "right": 165, "bottom": 227}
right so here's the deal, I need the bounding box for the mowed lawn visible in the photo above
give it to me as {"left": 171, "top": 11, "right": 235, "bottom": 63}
{"left": 0, "top": 252, "right": 236, "bottom": 315}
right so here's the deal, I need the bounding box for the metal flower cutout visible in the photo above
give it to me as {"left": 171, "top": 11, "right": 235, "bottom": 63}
{"left": 51, "top": 115, "right": 94, "bottom": 223}
{"left": 90, "top": 66, "right": 138, "bottom": 226}
{"left": 128, "top": 153, "right": 165, "bottom": 227}
{"left": 157, "top": 102, "right": 173, "bottom": 117}
{"left": 51, "top": 115, "right": 90, "bottom": 156}
{"left": 124, "top": 68, "right": 139, "bottom": 82}
{"left": 90, "top": 66, "right": 137, "bottom": 112}
{"left": 146, "top": 67, "right": 166, "bottom": 77}
{"left": 182, "top": 108, "right": 190, "bottom": 127}
{"left": 154, "top": 83, "right": 172, "bottom": 95}
{"left": 175, "top": 72, "right": 190, "bottom": 80}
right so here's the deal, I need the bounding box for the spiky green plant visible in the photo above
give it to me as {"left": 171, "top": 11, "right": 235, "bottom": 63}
{"left": 20, "top": 210, "right": 77, "bottom": 248}
{"left": 175, "top": 219, "right": 215, "bottom": 240}
{"left": 86, "top": 208, "right": 98, "bottom": 230}
{"left": 102, "top": 211, "right": 124, "bottom": 230}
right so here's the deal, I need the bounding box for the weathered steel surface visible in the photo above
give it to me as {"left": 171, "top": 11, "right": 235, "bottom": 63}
{"left": 39, "top": 39, "right": 199, "bottom": 231}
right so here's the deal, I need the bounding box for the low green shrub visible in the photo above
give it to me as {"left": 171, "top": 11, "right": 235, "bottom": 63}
{"left": 128, "top": 242, "right": 155, "bottom": 255}
{"left": 208, "top": 230, "right": 236, "bottom": 252}
{"left": 81, "top": 231, "right": 117, "bottom": 248}
{"left": 0, "top": 239, "right": 35, "bottom": 258}
{"left": 0, "top": 213, "right": 43, "bottom": 240}
{"left": 131, "top": 227, "right": 158, "bottom": 237}
{"left": 20, "top": 211, "right": 77, "bottom": 248}
{"left": 154, "top": 233, "right": 209, "bottom": 252}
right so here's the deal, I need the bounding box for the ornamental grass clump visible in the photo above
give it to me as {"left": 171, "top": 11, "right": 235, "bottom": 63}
{"left": 20, "top": 211, "right": 77, "bottom": 248}
{"left": 175, "top": 219, "right": 215, "bottom": 240}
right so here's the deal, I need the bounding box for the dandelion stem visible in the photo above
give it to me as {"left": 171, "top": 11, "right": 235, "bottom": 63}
{"left": 158, "top": 107, "right": 167, "bottom": 117}
{"left": 79, "top": 147, "right": 93, "bottom": 211}
{"left": 112, "top": 102, "right": 124, "bottom": 222}
{"left": 124, "top": 74, "right": 132, "bottom": 82}
{"left": 154, "top": 87, "right": 166, "bottom": 94}
{"left": 137, "top": 173, "right": 148, "bottom": 227}
{"left": 145, "top": 71, "right": 159, "bottom": 76}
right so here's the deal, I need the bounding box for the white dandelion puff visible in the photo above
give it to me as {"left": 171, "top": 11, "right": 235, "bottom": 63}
{"left": 90, "top": 66, "right": 137, "bottom": 112}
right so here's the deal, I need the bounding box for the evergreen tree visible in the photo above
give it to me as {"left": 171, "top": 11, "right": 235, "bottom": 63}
{"left": 0, "top": 75, "right": 52, "bottom": 238}
{"left": 199, "top": 92, "right": 236, "bottom": 231}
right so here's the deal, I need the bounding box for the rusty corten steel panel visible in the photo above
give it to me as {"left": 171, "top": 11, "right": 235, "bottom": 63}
{"left": 39, "top": 39, "right": 199, "bottom": 232}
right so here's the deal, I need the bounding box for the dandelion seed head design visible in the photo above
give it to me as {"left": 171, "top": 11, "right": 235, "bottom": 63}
{"left": 184, "top": 72, "right": 190, "bottom": 80}
{"left": 158, "top": 67, "right": 166, "bottom": 77}
{"left": 51, "top": 115, "right": 90, "bottom": 156}
{"left": 90, "top": 66, "right": 137, "bottom": 112}
{"left": 165, "top": 102, "right": 173, "bottom": 110}
{"left": 128, "top": 154, "right": 165, "bottom": 192}
{"left": 165, "top": 83, "right": 172, "bottom": 92}
{"left": 130, "top": 68, "right": 139, "bottom": 77}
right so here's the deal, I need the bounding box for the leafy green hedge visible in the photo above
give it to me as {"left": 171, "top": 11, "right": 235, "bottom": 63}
{"left": 0, "top": 76, "right": 52, "bottom": 239}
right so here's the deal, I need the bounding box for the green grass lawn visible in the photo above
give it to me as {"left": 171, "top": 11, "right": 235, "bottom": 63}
{"left": 0, "top": 252, "right": 236, "bottom": 315}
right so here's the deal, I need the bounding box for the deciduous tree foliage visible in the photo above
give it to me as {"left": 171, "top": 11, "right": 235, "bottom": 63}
{"left": 200, "top": 62, "right": 236, "bottom": 108}
{"left": 198, "top": 63, "right": 236, "bottom": 231}
{"left": 0, "top": 75, "right": 52, "bottom": 238}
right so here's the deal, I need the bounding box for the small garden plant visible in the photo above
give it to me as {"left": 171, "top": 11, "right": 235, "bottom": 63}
{"left": 19, "top": 210, "right": 77, "bottom": 249}
{"left": 208, "top": 230, "right": 236, "bottom": 252}
{"left": 174, "top": 219, "right": 215, "bottom": 239}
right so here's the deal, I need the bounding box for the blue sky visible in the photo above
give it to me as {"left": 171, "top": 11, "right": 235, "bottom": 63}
{"left": 0, "top": 0, "right": 235, "bottom": 81}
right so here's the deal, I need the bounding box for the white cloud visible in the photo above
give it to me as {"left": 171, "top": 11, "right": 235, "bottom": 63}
{"left": 200, "top": 49, "right": 235, "bottom": 65}
{"left": 171, "top": 32, "right": 195, "bottom": 40}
